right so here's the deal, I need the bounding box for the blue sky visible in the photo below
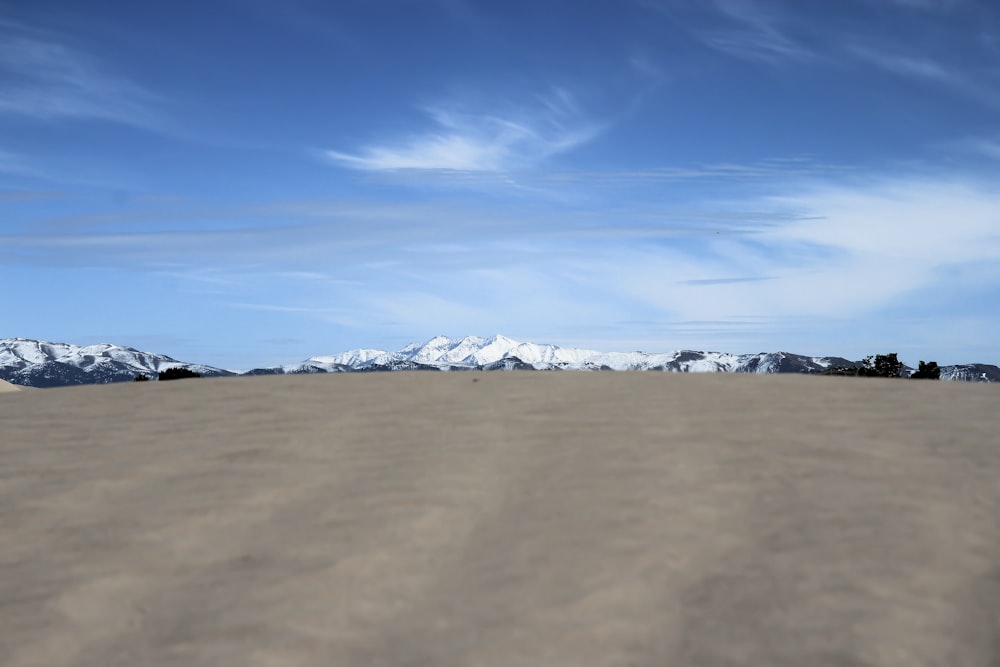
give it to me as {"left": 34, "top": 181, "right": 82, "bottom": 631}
{"left": 2, "top": 0, "right": 999, "bottom": 369}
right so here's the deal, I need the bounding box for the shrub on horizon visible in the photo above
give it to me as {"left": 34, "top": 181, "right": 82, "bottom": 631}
{"left": 818, "top": 366, "right": 861, "bottom": 376}
{"left": 858, "top": 353, "right": 904, "bottom": 378}
{"left": 158, "top": 367, "right": 202, "bottom": 381}
{"left": 911, "top": 360, "right": 941, "bottom": 380}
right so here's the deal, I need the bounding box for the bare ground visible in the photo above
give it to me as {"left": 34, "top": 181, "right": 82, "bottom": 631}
{"left": 1, "top": 372, "right": 998, "bottom": 666}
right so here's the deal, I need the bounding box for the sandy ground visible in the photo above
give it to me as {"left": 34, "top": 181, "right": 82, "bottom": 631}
{"left": 0, "top": 379, "right": 22, "bottom": 392}
{"left": 1, "top": 372, "right": 998, "bottom": 667}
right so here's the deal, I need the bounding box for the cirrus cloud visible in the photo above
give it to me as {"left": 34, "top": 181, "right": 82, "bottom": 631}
{"left": 324, "top": 88, "right": 603, "bottom": 172}
{"left": 0, "top": 19, "right": 162, "bottom": 128}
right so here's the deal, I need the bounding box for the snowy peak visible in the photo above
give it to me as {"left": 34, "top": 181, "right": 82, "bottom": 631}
{"left": 1, "top": 338, "right": 176, "bottom": 368}
{"left": 307, "top": 348, "right": 388, "bottom": 367}
{"left": 362, "top": 334, "right": 601, "bottom": 369}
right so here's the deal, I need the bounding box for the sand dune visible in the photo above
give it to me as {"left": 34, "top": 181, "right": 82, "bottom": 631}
{"left": 1, "top": 372, "right": 998, "bottom": 666}
{"left": 0, "top": 379, "right": 22, "bottom": 392}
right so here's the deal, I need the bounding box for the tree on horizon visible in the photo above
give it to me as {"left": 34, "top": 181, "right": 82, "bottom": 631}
{"left": 859, "top": 353, "right": 904, "bottom": 378}
{"left": 158, "top": 367, "right": 202, "bottom": 381}
{"left": 911, "top": 360, "right": 941, "bottom": 380}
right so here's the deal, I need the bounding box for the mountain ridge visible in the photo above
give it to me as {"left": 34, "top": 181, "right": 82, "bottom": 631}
{"left": 2, "top": 336, "right": 997, "bottom": 388}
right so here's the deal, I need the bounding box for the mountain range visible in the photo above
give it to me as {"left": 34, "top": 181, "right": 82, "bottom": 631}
{"left": 2, "top": 335, "right": 997, "bottom": 388}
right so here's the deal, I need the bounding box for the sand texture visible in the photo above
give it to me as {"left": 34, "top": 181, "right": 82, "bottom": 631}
{"left": 1, "top": 372, "right": 999, "bottom": 666}
{"left": 0, "top": 379, "right": 22, "bottom": 392}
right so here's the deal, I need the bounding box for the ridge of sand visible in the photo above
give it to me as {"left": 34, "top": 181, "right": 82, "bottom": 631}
{"left": 0, "top": 378, "right": 21, "bottom": 392}
{"left": 1, "top": 373, "right": 998, "bottom": 666}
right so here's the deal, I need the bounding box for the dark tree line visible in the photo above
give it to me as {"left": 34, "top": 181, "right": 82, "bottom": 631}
{"left": 910, "top": 360, "right": 941, "bottom": 380}
{"left": 827, "top": 352, "right": 940, "bottom": 379}
{"left": 820, "top": 352, "right": 941, "bottom": 380}
{"left": 160, "top": 367, "right": 202, "bottom": 380}
{"left": 134, "top": 368, "right": 203, "bottom": 382}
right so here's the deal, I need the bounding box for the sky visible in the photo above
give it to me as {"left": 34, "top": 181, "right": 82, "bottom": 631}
{"left": 2, "top": 0, "right": 999, "bottom": 369}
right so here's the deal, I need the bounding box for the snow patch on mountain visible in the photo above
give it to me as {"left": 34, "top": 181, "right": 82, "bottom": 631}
{"left": 307, "top": 348, "right": 388, "bottom": 367}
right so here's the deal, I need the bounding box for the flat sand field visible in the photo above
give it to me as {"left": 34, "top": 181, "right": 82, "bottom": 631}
{"left": 1, "top": 372, "right": 998, "bottom": 666}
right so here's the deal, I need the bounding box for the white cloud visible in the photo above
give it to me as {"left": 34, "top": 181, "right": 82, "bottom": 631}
{"left": 769, "top": 179, "right": 1000, "bottom": 261}
{"left": 327, "top": 132, "right": 512, "bottom": 171}
{"left": 325, "top": 89, "right": 602, "bottom": 172}
{"left": 505, "top": 175, "right": 1000, "bottom": 334}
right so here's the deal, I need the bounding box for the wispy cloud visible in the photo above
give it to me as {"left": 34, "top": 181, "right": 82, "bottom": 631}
{"left": 852, "top": 49, "right": 952, "bottom": 80}
{"left": 768, "top": 179, "right": 1000, "bottom": 264}
{"left": 698, "top": 0, "right": 816, "bottom": 64}
{"left": 850, "top": 45, "right": 1000, "bottom": 108}
{"left": 642, "top": 0, "right": 1000, "bottom": 115}
{"left": 680, "top": 276, "right": 775, "bottom": 286}
{"left": 0, "top": 189, "right": 63, "bottom": 202}
{"left": 642, "top": 0, "right": 820, "bottom": 65}
{"left": 325, "top": 88, "right": 602, "bottom": 171}
{"left": 0, "top": 149, "right": 44, "bottom": 177}
{"left": 958, "top": 135, "right": 1000, "bottom": 159}
{"left": 338, "top": 156, "right": 849, "bottom": 200}
{"left": 882, "top": 0, "right": 959, "bottom": 9}
{"left": 678, "top": 0, "right": 1000, "bottom": 110}
{"left": 0, "top": 19, "right": 162, "bottom": 127}
{"left": 497, "top": 175, "right": 1000, "bottom": 343}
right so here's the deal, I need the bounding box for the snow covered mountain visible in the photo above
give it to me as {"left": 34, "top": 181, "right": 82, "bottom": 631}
{"left": 265, "top": 334, "right": 1000, "bottom": 380}
{"left": 0, "top": 338, "right": 233, "bottom": 388}
{"left": 281, "top": 335, "right": 863, "bottom": 374}
{"left": 2, "top": 335, "right": 998, "bottom": 388}
{"left": 938, "top": 364, "right": 1000, "bottom": 383}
